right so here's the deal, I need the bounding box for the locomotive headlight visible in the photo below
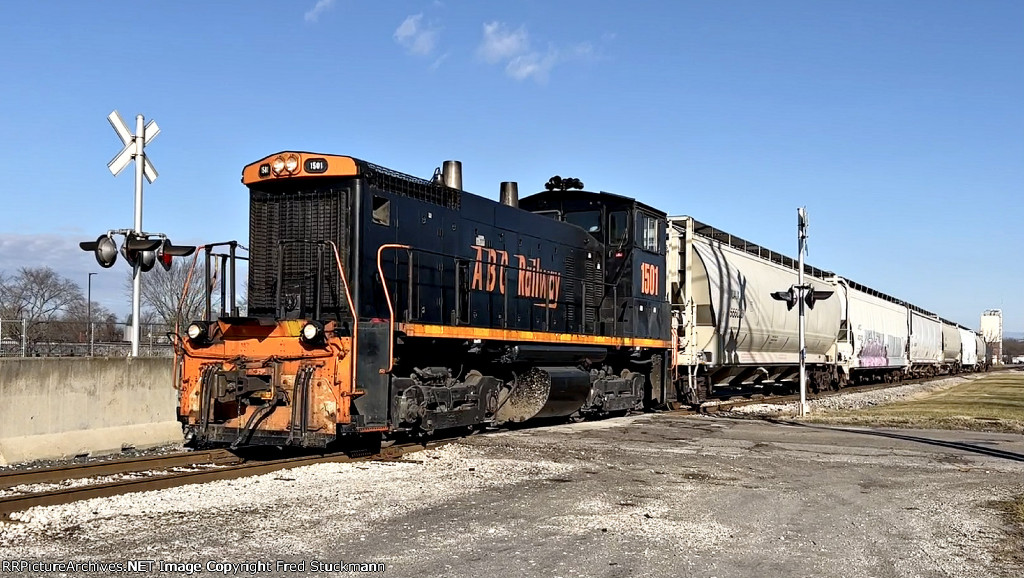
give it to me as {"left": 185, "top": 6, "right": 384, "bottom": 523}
{"left": 301, "top": 321, "right": 325, "bottom": 344}
{"left": 271, "top": 156, "right": 286, "bottom": 175}
{"left": 285, "top": 154, "right": 299, "bottom": 173}
{"left": 186, "top": 321, "right": 209, "bottom": 343}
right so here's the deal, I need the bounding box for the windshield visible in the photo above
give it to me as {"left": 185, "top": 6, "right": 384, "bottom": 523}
{"left": 564, "top": 210, "right": 601, "bottom": 234}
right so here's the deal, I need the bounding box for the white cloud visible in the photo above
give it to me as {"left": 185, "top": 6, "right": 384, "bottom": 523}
{"left": 505, "top": 52, "right": 556, "bottom": 82}
{"left": 478, "top": 21, "right": 529, "bottom": 63}
{"left": 304, "top": 0, "right": 336, "bottom": 23}
{"left": 429, "top": 52, "right": 450, "bottom": 71}
{"left": 478, "top": 22, "right": 593, "bottom": 83}
{"left": 394, "top": 14, "right": 440, "bottom": 56}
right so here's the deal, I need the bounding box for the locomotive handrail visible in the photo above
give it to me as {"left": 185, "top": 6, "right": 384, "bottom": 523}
{"left": 376, "top": 243, "right": 412, "bottom": 374}
{"left": 326, "top": 240, "right": 359, "bottom": 375}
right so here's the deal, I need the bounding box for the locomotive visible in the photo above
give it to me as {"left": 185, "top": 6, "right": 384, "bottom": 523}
{"left": 177, "top": 153, "right": 670, "bottom": 448}
{"left": 176, "top": 152, "right": 986, "bottom": 448}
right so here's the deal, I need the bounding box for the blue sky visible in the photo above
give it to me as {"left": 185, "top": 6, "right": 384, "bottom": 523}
{"left": 0, "top": 1, "right": 1021, "bottom": 332}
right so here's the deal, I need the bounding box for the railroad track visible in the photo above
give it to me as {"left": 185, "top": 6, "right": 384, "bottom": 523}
{"left": 696, "top": 369, "right": 1011, "bottom": 414}
{"left": 0, "top": 443, "right": 435, "bottom": 518}
{"left": 4, "top": 369, "right": 1012, "bottom": 517}
{"left": 0, "top": 449, "right": 241, "bottom": 490}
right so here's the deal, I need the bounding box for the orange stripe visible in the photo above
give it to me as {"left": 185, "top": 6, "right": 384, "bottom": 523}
{"left": 398, "top": 322, "right": 670, "bottom": 349}
{"left": 241, "top": 153, "right": 359, "bottom": 184}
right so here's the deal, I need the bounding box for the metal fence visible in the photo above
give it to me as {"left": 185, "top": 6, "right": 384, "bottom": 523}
{"left": 0, "top": 319, "right": 175, "bottom": 358}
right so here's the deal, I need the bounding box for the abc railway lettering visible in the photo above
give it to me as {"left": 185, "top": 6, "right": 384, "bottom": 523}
{"left": 471, "top": 245, "right": 562, "bottom": 308}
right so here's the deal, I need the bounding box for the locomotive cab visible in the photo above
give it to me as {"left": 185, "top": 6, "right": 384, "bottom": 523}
{"left": 518, "top": 190, "right": 670, "bottom": 343}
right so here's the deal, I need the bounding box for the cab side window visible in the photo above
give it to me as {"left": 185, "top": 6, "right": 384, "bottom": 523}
{"left": 638, "top": 213, "right": 662, "bottom": 252}
{"left": 608, "top": 211, "right": 628, "bottom": 246}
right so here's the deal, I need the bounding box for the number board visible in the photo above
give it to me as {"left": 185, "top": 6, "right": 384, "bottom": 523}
{"left": 304, "top": 158, "right": 328, "bottom": 173}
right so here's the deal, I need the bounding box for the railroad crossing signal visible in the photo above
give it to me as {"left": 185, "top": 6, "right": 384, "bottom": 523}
{"left": 80, "top": 232, "right": 195, "bottom": 271}
{"left": 771, "top": 286, "right": 834, "bottom": 310}
{"left": 107, "top": 110, "right": 159, "bottom": 183}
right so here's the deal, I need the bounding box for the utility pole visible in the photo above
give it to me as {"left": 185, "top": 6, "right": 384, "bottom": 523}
{"left": 87, "top": 272, "right": 97, "bottom": 357}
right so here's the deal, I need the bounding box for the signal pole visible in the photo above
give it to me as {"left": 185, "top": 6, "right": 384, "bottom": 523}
{"left": 107, "top": 110, "right": 159, "bottom": 357}
{"left": 797, "top": 207, "right": 808, "bottom": 417}
{"left": 771, "top": 208, "right": 831, "bottom": 417}
{"left": 88, "top": 272, "right": 96, "bottom": 357}
{"left": 131, "top": 114, "right": 145, "bottom": 357}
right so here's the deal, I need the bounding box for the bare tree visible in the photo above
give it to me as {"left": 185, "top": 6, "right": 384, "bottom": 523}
{"left": 123, "top": 260, "right": 213, "bottom": 329}
{"left": 60, "top": 297, "right": 117, "bottom": 342}
{"left": 0, "top": 267, "right": 84, "bottom": 343}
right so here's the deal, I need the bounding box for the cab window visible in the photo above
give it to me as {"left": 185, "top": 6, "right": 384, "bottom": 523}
{"left": 638, "top": 213, "right": 662, "bottom": 252}
{"left": 608, "top": 211, "right": 629, "bottom": 246}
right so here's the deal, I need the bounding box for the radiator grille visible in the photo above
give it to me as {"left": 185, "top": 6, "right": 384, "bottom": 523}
{"left": 247, "top": 181, "right": 352, "bottom": 321}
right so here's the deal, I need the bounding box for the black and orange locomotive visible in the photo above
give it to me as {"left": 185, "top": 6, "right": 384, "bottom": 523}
{"left": 178, "top": 153, "right": 673, "bottom": 448}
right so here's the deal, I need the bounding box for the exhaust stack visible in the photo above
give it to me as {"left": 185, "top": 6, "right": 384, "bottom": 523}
{"left": 442, "top": 160, "right": 462, "bottom": 190}
{"left": 500, "top": 182, "right": 519, "bottom": 207}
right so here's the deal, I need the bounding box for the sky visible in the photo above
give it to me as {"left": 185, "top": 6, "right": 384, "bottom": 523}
{"left": 0, "top": 1, "right": 1021, "bottom": 332}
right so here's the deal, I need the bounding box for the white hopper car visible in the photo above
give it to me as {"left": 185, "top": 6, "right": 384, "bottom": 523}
{"left": 666, "top": 216, "right": 986, "bottom": 403}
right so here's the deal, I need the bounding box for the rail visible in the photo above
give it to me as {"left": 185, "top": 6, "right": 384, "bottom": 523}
{"left": 0, "top": 442, "right": 437, "bottom": 516}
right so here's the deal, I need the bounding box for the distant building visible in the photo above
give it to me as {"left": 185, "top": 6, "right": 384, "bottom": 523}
{"left": 980, "top": 309, "right": 1003, "bottom": 365}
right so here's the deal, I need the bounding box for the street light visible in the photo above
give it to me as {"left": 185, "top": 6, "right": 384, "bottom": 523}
{"left": 87, "top": 272, "right": 97, "bottom": 357}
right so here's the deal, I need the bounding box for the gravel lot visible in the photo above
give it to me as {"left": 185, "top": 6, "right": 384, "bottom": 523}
{"left": 2, "top": 410, "right": 1023, "bottom": 578}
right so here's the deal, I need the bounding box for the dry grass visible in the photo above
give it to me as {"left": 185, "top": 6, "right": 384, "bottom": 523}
{"left": 991, "top": 494, "right": 1024, "bottom": 574}
{"left": 806, "top": 371, "right": 1024, "bottom": 433}
{"left": 1011, "top": 495, "right": 1024, "bottom": 527}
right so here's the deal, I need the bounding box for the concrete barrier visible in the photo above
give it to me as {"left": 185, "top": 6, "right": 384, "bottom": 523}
{"left": 0, "top": 358, "right": 182, "bottom": 465}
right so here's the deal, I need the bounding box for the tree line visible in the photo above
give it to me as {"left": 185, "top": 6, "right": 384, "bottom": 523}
{"left": 0, "top": 262, "right": 212, "bottom": 348}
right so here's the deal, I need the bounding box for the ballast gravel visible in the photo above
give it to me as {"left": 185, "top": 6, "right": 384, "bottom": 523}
{"left": 1, "top": 409, "right": 1023, "bottom": 577}
{"left": 726, "top": 374, "right": 982, "bottom": 416}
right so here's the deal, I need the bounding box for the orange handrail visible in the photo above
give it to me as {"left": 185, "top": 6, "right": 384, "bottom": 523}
{"left": 376, "top": 243, "right": 411, "bottom": 374}
{"left": 327, "top": 241, "right": 359, "bottom": 386}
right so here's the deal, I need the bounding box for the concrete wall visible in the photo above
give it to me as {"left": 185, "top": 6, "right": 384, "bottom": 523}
{"left": 0, "top": 358, "right": 182, "bottom": 465}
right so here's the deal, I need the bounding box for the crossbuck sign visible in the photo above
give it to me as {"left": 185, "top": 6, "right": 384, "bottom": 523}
{"left": 107, "top": 110, "right": 159, "bottom": 183}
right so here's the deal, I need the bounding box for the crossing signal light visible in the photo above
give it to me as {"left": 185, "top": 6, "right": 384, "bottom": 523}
{"left": 81, "top": 232, "right": 195, "bottom": 272}
{"left": 771, "top": 288, "right": 798, "bottom": 311}
{"left": 804, "top": 290, "right": 834, "bottom": 310}
{"left": 80, "top": 235, "right": 120, "bottom": 268}
{"left": 771, "top": 286, "right": 834, "bottom": 310}
{"left": 121, "top": 233, "right": 161, "bottom": 271}
{"left": 156, "top": 238, "right": 196, "bottom": 271}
